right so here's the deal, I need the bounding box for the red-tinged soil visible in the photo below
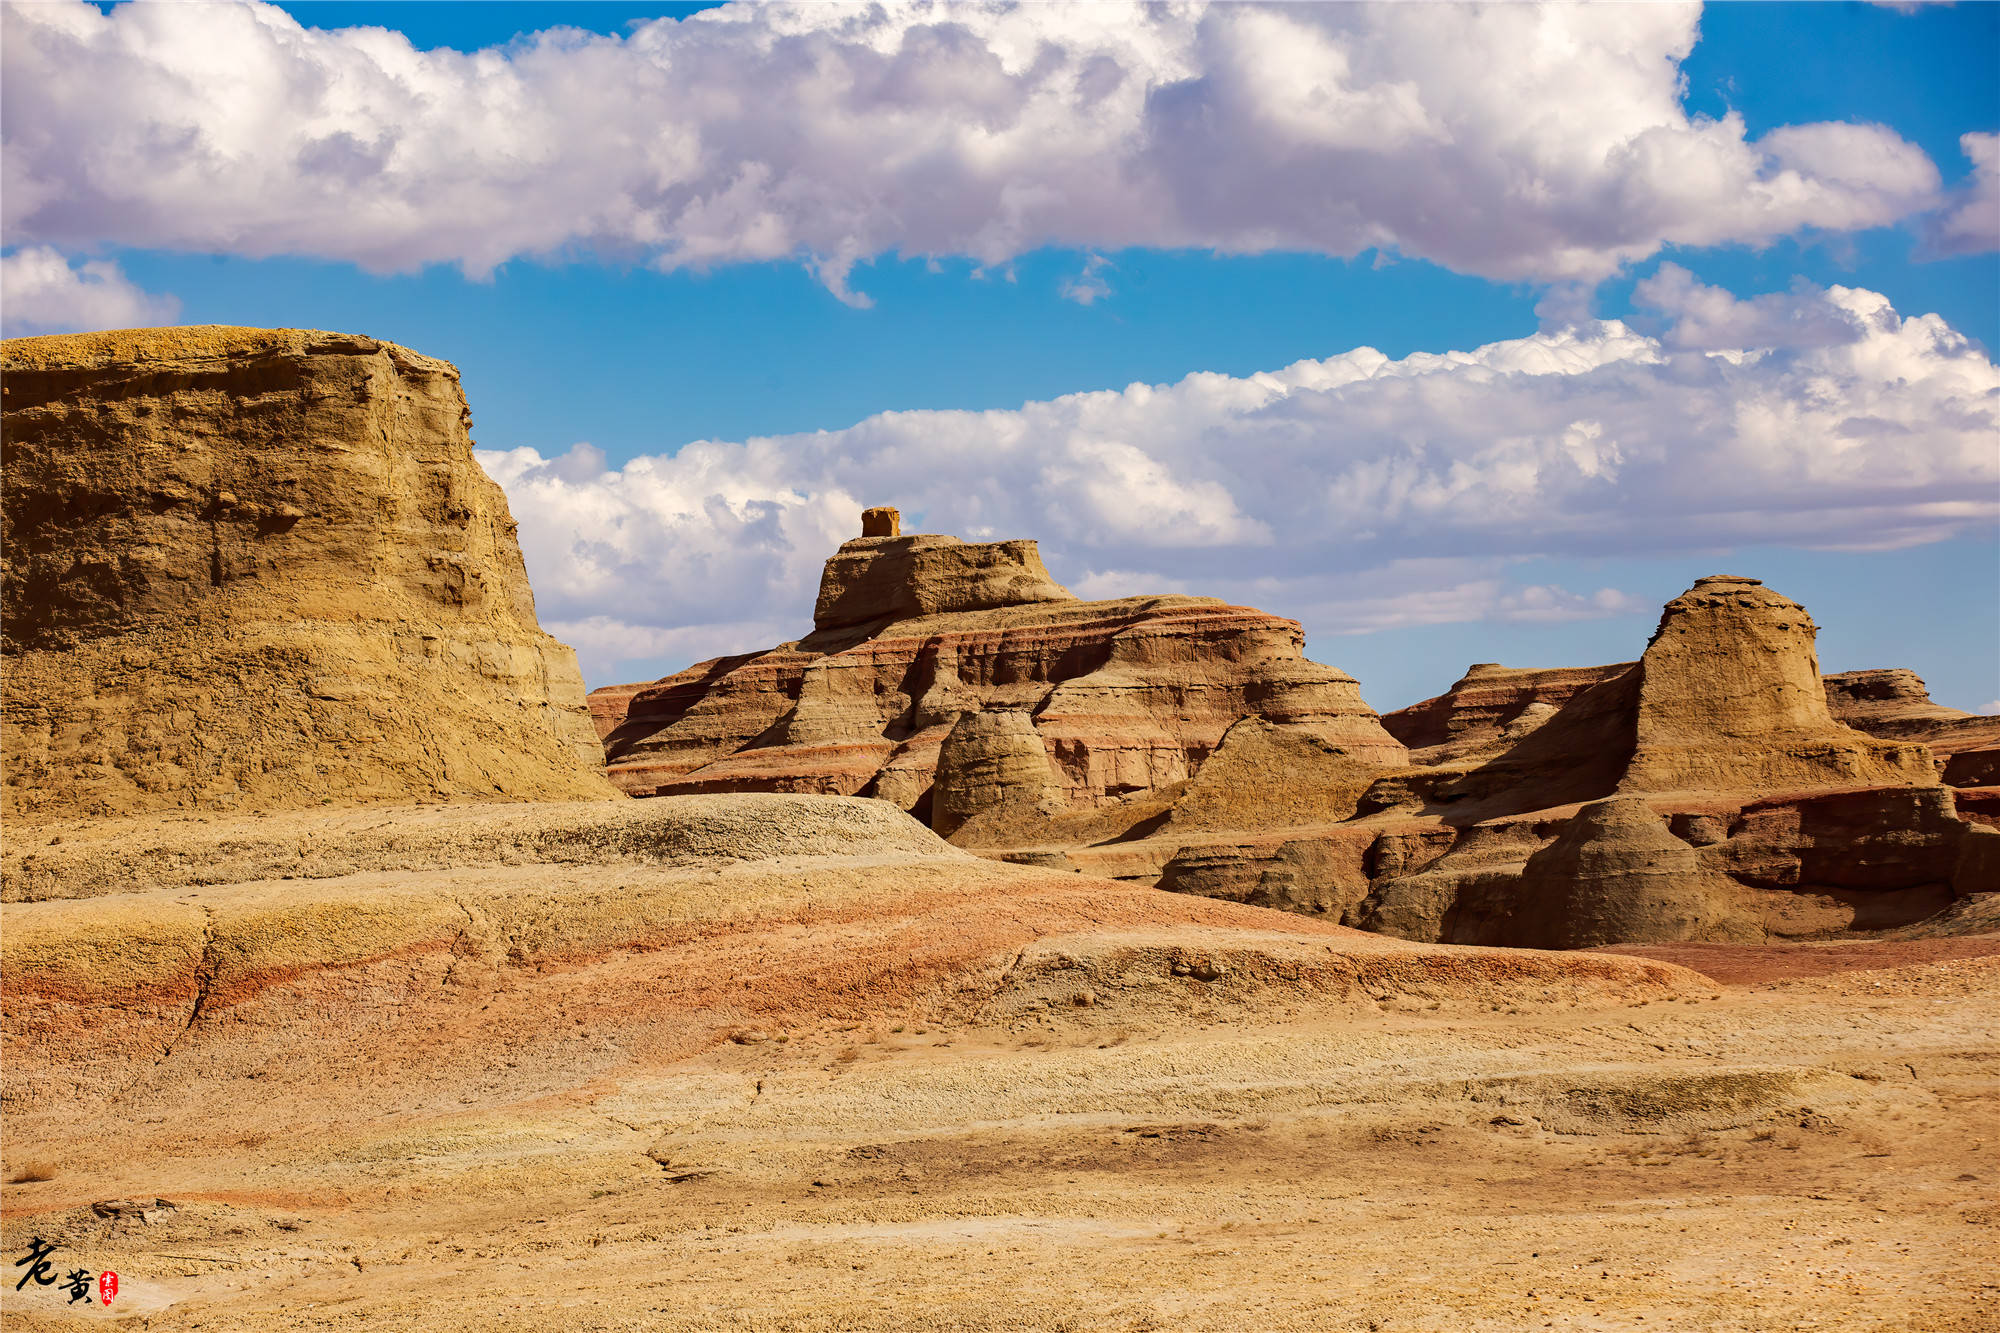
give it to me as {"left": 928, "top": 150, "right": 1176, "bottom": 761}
{"left": 1595, "top": 935, "right": 2000, "bottom": 986}
{"left": 2, "top": 799, "right": 1994, "bottom": 1331}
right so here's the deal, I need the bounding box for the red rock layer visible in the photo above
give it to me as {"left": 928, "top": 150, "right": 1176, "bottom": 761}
{"left": 594, "top": 596, "right": 1407, "bottom": 816}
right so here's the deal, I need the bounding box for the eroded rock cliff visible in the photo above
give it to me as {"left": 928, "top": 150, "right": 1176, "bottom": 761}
{"left": 1381, "top": 662, "right": 1635, "bottom": 764}
{"left": 1131, "top": 576, "right": 1990, "bottom": 946}
{"left": 593, "top": 518, "right": 1407, "bottom": 823}
{"left": 1622, "top": 577, "right": 1935, "bottom": 793}
{"left": 1, "top": 326, "right": 614, "bottom": 820}
{"left": 1823, "top": 668, "right": 2000, "bottom": 787}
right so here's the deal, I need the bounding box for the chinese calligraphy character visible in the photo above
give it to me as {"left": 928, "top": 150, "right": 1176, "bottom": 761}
{"left": 63, "top": 1269, "right": 94, "bottom": 1304}
{"left": 12, "top": 1237, "right": 58, "bottom": 1292}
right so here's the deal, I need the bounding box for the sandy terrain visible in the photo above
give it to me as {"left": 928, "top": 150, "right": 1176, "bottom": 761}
{"left": 3, "top": 801, "right": 1993, "bottom": 1330}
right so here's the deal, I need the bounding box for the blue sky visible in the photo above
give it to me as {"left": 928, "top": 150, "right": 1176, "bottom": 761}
{"left": 5, "top": 1, "right": 1996, "bottom": 713}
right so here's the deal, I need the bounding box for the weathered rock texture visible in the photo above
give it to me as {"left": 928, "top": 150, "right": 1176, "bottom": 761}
{"left": 815, "top": 533, "right": 1074, "bottom": 631}
{"left": 1369, "top": 797, "right": 1748, "bottom": 950}
{"left": 1824, "top": 668, "right": 2000, "bottom": 788}
{"left": 1009, "top": 574, "right": 1995, "bottom": 949}
{"left": 1622, "top": 577, "right": 1935, "bottom": 794}
{"left": 1, "top": 326, "right": 613, "bottom": 822}
{"left": 595, "top": 522, "right": 1407, "bottom": 827}
{"left": 933, "top": 709, "right": 1066, "bottom": 837}
{"left": 1387, "top": 654, "right": 1996, "bottom": 795}
{"left": 1381, "top": 662, "right": 1635, "bottom": 764}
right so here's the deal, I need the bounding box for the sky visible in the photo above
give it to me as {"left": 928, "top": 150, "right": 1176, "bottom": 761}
{"left": 3, "top": 0, "right": 1996, "bottom": 714}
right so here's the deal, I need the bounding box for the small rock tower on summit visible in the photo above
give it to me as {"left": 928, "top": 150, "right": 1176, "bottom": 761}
{"left": 814, "top": 511, "right": 1076, "bottom": 631}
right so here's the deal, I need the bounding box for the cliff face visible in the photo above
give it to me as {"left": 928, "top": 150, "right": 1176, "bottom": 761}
{"left": 814, "top": 534, "right": 1075, "bottom": 630}
{"left": 1824, "top": 669, "right": 1999, "bottom": 787}
{"left": 593, "top": 515, "right": 1407, "bottom": 823}
{"left": 1381, "top": 661, "right": 1636, "bottom": 763}
{"left": 1130, "top": 576, "right": 1989, "bottom": 949}
{"left": 1, "top": 326, "right": 614, "bottom": 821}
{"left": 1621, "top": 577, "right": 1935, "bottom": 793}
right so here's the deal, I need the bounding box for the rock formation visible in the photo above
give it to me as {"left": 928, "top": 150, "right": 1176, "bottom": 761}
{"left": 594, "top": 543, "right": 1985, "bottom": 950}
{"left": 932, "top": 709, "right": 1066, "bottom": 836}
{"left": 815, "top": 530, "right": 1075, "bottom": 630}
{"left": 1381, "top": 661, "right": 1634, "bottom": 764}
{"left": 1375, "top": 797, "right": 1750, "bottom": 950}
{"left": 1078, "top": 575, "right": 1989, "bottom": 946}
{"left": 1, "top": 326, "right": 614, "bottom": 821}
{"left": 1823, "top": 668, "right": 2000, "bottom": 787}
{"left": 1386, "top": 649, "right": 1999, "bottom": 794}
{"left": 1621, "top": 577, "right": 1935, "bottom": 793}
{"left": 594, "top": 516, "right": 1407, "bottom": 823}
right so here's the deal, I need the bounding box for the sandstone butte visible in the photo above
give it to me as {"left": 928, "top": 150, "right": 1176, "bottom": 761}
{"left": 597, "top": 542, "right": 1999, "bottom": 949}
{"left": 1, "top": 326, "right": 615, "bottom": 820}
{"left": 590, "top": 519, "right": 1408, "bottom": 822}
{"left": 3, "top": 330, "right": 1995, "bottom": 1332}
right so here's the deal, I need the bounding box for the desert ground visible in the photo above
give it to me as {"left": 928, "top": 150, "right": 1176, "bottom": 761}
{"left": 4, "top": 803, "right": 1995, "bottom": 1332}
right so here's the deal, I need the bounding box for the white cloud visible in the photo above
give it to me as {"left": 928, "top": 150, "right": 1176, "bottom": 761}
{"left": 1, "top": 1, "right": 1943, "bottom": 295}
{"left": 0, "top": 246, "right": 179, "bottom": 336}
{"left": 1059, "top": 253, "right": 1113, "bottom": 306}
{"left": 1926, "top": 131, "right": 2000, "bottom": 257}
{"left": 1633, "top": 262, "right": 1871, "bottom": 351}
{"left": 479, "top": 281, "right": 1999, "bottom": 684}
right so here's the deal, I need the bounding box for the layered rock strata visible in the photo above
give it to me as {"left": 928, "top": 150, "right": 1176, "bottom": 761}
{"left": 595, "top": 521, "right": 1407, "bottom": 823}
{"left": 814, "top": 531, "right": 1075, "bottom": 630}
{"left": 1122, "top": 577, "right": 1989, "bottom": 946}
{"left": 1, "top": 326, "right": 614, "bottom": 821}
{"left": 1823, "top": 668, "right": 2000, "bottom": 787}
{"left": 1381, "top": 662, "right": 1635, "bottom": 764}
{"left": 1385, "top": 644, "right": 1993, "bottom": 791}
{"left": 1622, "top": 577, "right": 1935, "bottom": 793}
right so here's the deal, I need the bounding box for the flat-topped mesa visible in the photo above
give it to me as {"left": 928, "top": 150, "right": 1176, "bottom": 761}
{"left": 1, "top": 326, "right": 615, "bottom": 821}
{"left": 1824, "top": 668, "right": 1999, "bottom": 787}
{"left": 813, "top": 525, "right": 1076, "bottom": 631}
{"left": 1382, "top": 660, "right": 1637, "bottom": 763}
{"left": 1824, "top": 668, "right": 1959, "bottom": 734}
{"left": 1620, "top": 576, "right": 1935, "bottom": 794}
{"left": 593, "top": 517, "right": 1406, "bottom": 829}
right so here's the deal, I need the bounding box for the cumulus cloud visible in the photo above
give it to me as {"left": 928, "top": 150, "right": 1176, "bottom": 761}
{"left": 1, "top": 1, "right": 1943, "bottom": 294}
{"left": 1632, "top": 263, "right": 1869, "bottom": 350}
{"left": 0, "top": 246, "right": 179, "bottom": 336}
{"left": 1925, "top": 131, "right": 2000, "bottom": 257}
{"left": 479, "top": 281, "right": 1998, "bottom": 683}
